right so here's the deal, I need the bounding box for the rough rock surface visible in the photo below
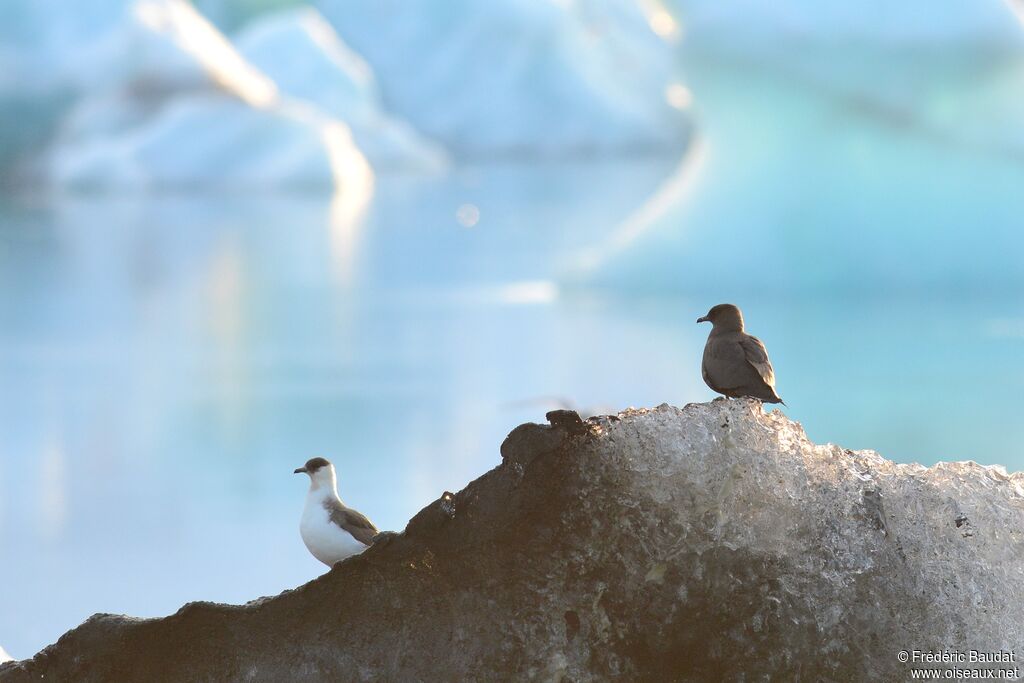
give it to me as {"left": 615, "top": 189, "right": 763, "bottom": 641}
{"left": 3, "top": 400, "right": 1023, "bottom": 682}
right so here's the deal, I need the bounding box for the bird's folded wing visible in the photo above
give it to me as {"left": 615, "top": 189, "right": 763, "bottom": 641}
{"left": 330, "top": 507, "right": 379, "bottom": 546}
{"left": 739, "top": 335, "right": 776, "bottom": 388}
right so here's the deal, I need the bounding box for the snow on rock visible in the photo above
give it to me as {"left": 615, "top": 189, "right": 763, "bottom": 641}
{"left": 4, "top": 400, "right": 1022, "bottom": 680}
{"left": 315, "top": 0, "right": 691, "bottom": 158}
{"left": 0, "top": 648, "right": 10, "bottom": 665}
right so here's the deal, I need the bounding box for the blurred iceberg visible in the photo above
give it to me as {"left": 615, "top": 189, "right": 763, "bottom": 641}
{"left": 315, "top": 0, "right": 690, "bottom": 158}
{"left": 0, "top": 0, "right": 208, "bottom": 180}
{"left": 662, "top": 0, "right": 1024, "bottom": 156}
{"left": 233, "top": 8, "right": 446, "bottom": 171}
{"left": 0, "top": 0, "right": 691, "bottom": 188}
{"left": 56, "top": 96, "right": 361, "bottom": 190}
{"left": 0, "top": 0, "right": 204, "bottom": 94}
{"left": 668, "top": 0, "right": 1024, "bottom": 48}
{"left": 571, "top": 0, "right": 1024, "bottom": 293}
{"left": 39, "top": 0, "right": 420, "bottom": 191}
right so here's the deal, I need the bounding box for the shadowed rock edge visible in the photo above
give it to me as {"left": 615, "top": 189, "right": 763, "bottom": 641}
{"left": 3, "top": 400, "right": 1022, "bottom": 682}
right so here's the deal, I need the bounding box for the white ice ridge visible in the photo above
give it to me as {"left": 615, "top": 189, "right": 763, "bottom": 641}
{"left": 49, "top": 0, "right": 388, "bottom": 197}
{"left": 315, "top": 0, "right": 691, "bottom": 158}
{"left": 4, "top": 0, "right": 692, "bottom": 185}
{"left": 232, "top": 8, "right": 447, "bottom": 172}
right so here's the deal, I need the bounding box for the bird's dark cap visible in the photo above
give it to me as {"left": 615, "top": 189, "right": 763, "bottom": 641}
{"left": 697, "top": 303, "right": 744, "bottom": 327}
{"left": 294, "top": 456, "right": 332, "bottom": 474}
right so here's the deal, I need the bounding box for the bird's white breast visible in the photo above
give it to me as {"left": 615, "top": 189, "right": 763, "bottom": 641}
{"left": 300, "top": 497, "right": 368, "bottom": 567}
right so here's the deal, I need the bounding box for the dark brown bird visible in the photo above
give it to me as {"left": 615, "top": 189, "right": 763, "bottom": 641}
{"left": 697, "top": 304, "right": 784, "bottom": 404}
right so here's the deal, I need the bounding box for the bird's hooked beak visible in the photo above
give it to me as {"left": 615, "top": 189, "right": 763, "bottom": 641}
{"left": 696, "top": 315, "right": 709, "bottom": 323}
{"left": 293, "top": 466, "right": 307, "bottom": 474}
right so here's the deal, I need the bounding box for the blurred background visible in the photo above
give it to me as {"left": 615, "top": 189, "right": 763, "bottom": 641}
{"left": 1, "top": 0, "right": 1023, "bottom": 660}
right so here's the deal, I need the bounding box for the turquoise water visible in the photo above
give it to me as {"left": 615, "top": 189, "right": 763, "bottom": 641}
{"left": 2, "top": 51, "right": 1024, "bottom": 658}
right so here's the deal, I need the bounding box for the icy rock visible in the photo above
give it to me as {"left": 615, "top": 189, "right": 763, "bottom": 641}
{"left": 3, "top": 400, "right": 1022, "bottom": 680}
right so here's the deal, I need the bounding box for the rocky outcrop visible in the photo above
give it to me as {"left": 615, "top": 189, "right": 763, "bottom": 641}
{"left": 3, "top": 400, "right": 1023, "bottom": 682}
